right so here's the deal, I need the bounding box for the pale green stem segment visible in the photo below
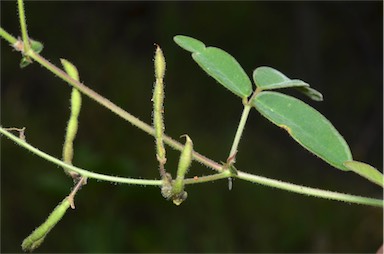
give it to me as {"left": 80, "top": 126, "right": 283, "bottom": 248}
{"left": 1, "top": 127, "right": 162, "bottom": 185}
{"left": 17, "top": 0, "right": 30, "bottom": 53}
{"left": 61, "top": 59, "right": 82, "bottom": 179}
{"left": 228, "top": 102, "right": 251, "bottom": 163}
{"left": 0, "top": 27, "right": 17, "bottom": 45}
{"left": 236, "top": 171, "right": 383, "bottom": 207}
{"left": 21, "top": 198, "right": 71, "bottom": 252}
{"left": 153, "top": 45, "right": 167, "bottom": 178}
{"left": 227, "top": 89, "right": 261, "bottom": 163}
{"left": 172, "top": 135, "right": 193, "bottom": 205}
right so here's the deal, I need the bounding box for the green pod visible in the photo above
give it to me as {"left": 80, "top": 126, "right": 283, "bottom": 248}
{"left": 22, "top": 198, "right": 71, "bottom": 252}
{"left": 154, "top": 45, "right": 166, "bottom": 80}
{"left": 61, "top": 59, "right": 82, "bottom": 177}
{"left": 176, "top": 135, "right": 193, "bottom": 180}
{"left": 171, "top": 135, "right": 193, "bottom": 205}
{"left": 153, "top": 45, "right": 167, "bottom": 165}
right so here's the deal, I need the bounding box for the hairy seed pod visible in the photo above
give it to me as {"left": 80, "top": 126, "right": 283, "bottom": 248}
{"left": 171, "top": 135, "right": 193, "bottom": 205}
{"left": 21, "top": 198, "right": 71, "bottom": 252}
{"left": 154, "top": 45, "right": 166, "bottom": 80}
{"left": 153, "top": 45, "right": 167, "bottom": 177}
{"left": 61, "top": 59, "right": 82, "bottom": 178}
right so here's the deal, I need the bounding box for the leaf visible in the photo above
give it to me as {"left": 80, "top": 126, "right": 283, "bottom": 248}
{"left": 343, "top": 161, "right": 383, "bottom": 187}
{"left": 295, "top": 86, "right": 323, "bottom": 101}
{"left": 192, "top": 47, "right": 252, "bottom": 98}
{"left": 174, "top": 35, "right": 252, "bottom": 98}
{"left": 19, "top": 39, "right": 44, "bottom": 68}
{"left": 20, "top": 56, "right": 32, "bottom": 68}
{"left": 30, "top": 39, "right": 44, "bottom": 54}
{"left": 174, "top": 35, "right": 206, "bottom": 53}
{"left": 253, "top": 66, "right": 323, "bottom": 101}
{"left": 252, "top": 91, "right": 352, "bottom": 170}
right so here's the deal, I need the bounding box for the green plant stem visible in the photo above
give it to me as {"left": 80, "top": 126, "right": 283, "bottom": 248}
{"left": 236, "top": 171, "right": 383, "bottom": 207}
{"left": 1, "top": 127, "right": 382, "bottom": 207}
{"left": 0, "top": 127, "right": 224, "bottom": 186}
{"left": 0, "top": 28, "right": 17, "bottom": 45}
{"left": 17, "top": 0, "right": 30, "bottom": 53}
{"left": 1, "top": 127, "right": 161, "bottom": 186}
{"left": 228, "top": 103, "right": 251, "bottom": 162}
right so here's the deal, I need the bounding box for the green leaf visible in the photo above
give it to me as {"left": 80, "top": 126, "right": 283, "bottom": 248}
{"left": 174, "top": 35, "right": 252, "bottom": 98}
{"left": 253, "top": 66, "right": 307, "bottom": 89}
{"left": 30, "top": 39, "right": 44, "bottom": 54}
{"left": 174, "top": 35, "right": 206, "bottom": 53}
{"left": 253, "top": 66, "right": 323, "bottom": 101}
{"left": 295, "top": 86, "right": 323, "bottom": 101}
{"left": 20, "top": 56, "right": 32, "bottom": 68}
{"left": 19, "top": 39, "right": 44, "bottom": 68}
{"left": 192, "top": 47, "right": 252, "bottom": 98}
{"left": 252, "top": 91, "right": 352, "bottom": 170}
{"left": 343, "top": 161, "right": 383, "bottom": 187}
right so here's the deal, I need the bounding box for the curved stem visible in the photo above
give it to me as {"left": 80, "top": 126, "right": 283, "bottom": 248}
{"left": 1, "top": 127, "right": 161, "bottom": 186}
{"left": 1, "top": 127, "right": 382, "bottom": 207}
{"left": 0, "top": 127, "right": 222, "bottom": 186}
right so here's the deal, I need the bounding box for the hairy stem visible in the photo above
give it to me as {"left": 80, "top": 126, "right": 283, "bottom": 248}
{"left": 1, "top": 127, "right": 382, "bottom": 207}
{"left": 0, "top": 127, "right": 221, "bottom": 185}
{"left": 17, "top": 0, "right": 30, "bottom": 53}
{"left": 236, "top": 171, "right": 383, "bottom": 207}
{"left": 228, "top": 103, "right": 251, "bottom": 163}
{"left": 0, "top": 27, "right": 17, "bottom": 45}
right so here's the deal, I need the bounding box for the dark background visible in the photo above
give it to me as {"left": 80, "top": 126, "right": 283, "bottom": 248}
{"left": 1, "top": 1, "right": 382, "bottom": 253}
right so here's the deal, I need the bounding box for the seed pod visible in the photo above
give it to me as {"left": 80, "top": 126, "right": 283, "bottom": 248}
{"left": 61, "top": 59, "right": 82, "bottom": 178}
{"left": 21, "top": 198, "right": 71, "bottom": 252}
{"left": 154, "top": 45, "right": 166, "bottom": 80}
{"left": 176, "top": 135, "right": 193, "bottom": 180}
{"left": 153, "top": 45, "right": 167, "bottom": 178}
{"left": 171, "top": 135, "right": 193, "bottom": 205}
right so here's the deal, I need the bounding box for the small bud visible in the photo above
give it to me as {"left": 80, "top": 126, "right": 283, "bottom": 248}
{"left": 172, "top": 191, "right": 188, "bottom": 206}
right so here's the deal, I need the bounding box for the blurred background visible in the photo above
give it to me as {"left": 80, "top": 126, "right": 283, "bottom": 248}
{"left": 1, "top": 1, "right": 382, "bottom": 253}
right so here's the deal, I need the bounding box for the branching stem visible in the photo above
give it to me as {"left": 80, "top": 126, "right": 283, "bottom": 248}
{"left": 0, "top": 28, "right": 382, "bottom": 208}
